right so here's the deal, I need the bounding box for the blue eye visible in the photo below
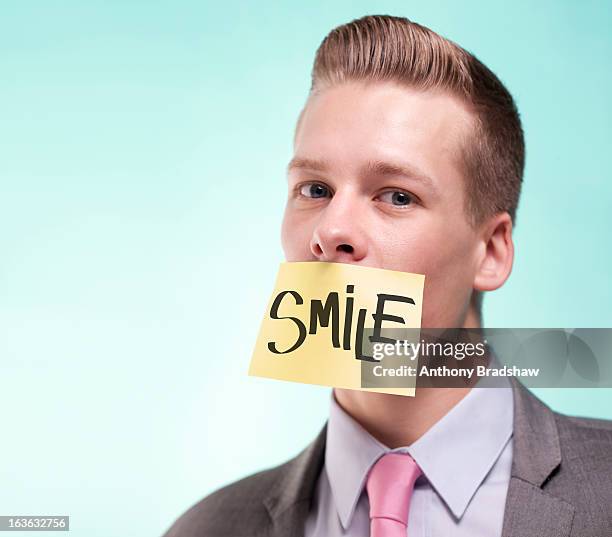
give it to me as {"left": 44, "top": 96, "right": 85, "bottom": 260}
{"left": 379, "top": 190, "right": 414, "bottom": 207}
{"left": 299, "top": 183, "right": 331, "bottom": 199}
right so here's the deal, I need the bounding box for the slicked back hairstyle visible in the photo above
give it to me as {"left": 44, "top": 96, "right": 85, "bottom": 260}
{"left": 306, "top": 14, "right": 525, "bottom": 227}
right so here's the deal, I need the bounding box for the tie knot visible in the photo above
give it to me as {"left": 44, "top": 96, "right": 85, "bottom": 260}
{"left": 366, "top": 452, "right": 422, "bottom": 527}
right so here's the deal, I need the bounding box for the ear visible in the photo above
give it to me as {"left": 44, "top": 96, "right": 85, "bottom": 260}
{"left": 473, "top": 212, "right": 514, "bottom": 292}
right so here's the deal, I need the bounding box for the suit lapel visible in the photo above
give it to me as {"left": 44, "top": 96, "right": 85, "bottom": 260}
{"left": 261, "top": 423, "right": 327, "bottom": 537}
{"left": 502, "top": 478, "right": 574, "bottom": 537}
{"left": 501, "top": 379, "right": 575, "bottom": 537}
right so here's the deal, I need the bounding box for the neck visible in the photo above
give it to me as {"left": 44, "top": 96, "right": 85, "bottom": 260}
{"left": 334, "top": 306, "right": 482, "bottom": 448}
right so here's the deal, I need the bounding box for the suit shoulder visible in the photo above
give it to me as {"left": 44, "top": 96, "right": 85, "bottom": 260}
{"left": 553, "top": 410, "right": 612, "bottom": 460}
{"left": 555, "top": 410, "right": 612, "bottom": 436}
{"left": 161, "top": 460, "right": 289, "bottom": 537}
{"left": 547, "top": 410, "right": 612, "bottom": 530}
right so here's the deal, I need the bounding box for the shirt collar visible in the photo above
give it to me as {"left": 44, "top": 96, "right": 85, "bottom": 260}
{"left": 325, "top": 376, "right": 513, "bottom": 529}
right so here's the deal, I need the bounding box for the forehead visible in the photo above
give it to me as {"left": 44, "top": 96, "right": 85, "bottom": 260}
{"left": 293, "top": 81, "right": 474, "bottom": 190}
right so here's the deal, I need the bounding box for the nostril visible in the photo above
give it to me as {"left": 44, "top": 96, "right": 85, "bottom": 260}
{"left": 312, "top": 243, "right": 324, "bottom": 256}
{"left": 337, "top": 244, "right": 354, "bottom": 254}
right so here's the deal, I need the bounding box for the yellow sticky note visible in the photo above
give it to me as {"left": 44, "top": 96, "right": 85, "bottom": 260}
{"left": 248, "top": 262, "right": 425, "bottom": 396}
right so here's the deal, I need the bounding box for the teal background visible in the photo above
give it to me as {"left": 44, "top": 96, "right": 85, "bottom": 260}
{"left": 1, "top": 1, "right": 611, "bottom": 536}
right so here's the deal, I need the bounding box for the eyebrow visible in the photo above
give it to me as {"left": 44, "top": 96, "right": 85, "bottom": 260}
{"left": 286, "top": 157, "right": 437, "bottom": 192}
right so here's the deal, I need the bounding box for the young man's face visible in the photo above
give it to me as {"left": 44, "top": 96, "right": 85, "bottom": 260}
{"left": 281, "top": 81, "right": 492, "bottom": 328}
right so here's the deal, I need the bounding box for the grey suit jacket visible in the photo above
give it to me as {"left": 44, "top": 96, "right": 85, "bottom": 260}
{"left": 163, "top": 380, "right": 612, "bottom": 536}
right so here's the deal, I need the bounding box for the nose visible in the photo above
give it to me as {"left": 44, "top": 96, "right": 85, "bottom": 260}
{"left": 310, "top": 193, "right": 368, "bottom": 263}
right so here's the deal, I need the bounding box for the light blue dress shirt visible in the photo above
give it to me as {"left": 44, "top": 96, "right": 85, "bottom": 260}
{"left": 304, "top": 377, "right": 514, "bottom": 536}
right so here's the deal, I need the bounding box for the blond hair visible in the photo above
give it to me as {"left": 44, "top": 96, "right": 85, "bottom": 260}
{"left": 307, "top": 14, "right": 525, "bottom": 226}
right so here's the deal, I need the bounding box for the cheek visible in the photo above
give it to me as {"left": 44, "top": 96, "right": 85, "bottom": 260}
{"left": 379, "top": 220, "right": 476, "bottom": 325}
{"left": 281, "top": 209, "right": 313, "bottom": 261}
{"left": 419, "top": 238, "right": 477, "bottom": 326}
{"left": 421, "top": 262, "right": 474, "bottom": 327}
{"left": 369, "top": 220, "right": 459, "bottom": 274}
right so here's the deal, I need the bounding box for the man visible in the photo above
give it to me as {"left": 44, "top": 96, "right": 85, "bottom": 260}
{"left": 163, "top": 15, "right": 612, "bottom": 536}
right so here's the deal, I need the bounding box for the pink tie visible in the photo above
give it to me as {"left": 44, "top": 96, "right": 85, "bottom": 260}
{"left": 365, "top": 453, "right": 422, "bottom": 537}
